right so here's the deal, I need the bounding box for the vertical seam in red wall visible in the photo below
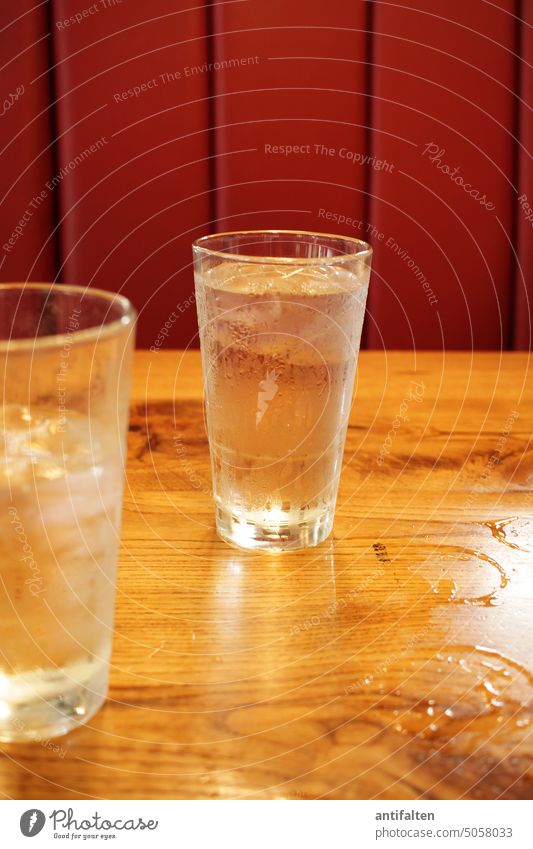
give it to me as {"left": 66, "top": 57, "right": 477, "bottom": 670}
{"left": 361, "top": 0, "right": 375, "bottom": 349}
{"left": 44, "top": 0, "right": 61, "bottom": 282}
{"left": 509, "top": 0, "right": 523, "bottom": 349}
{"left": 363, "top": 0, "right": 375, "bottom": 228}
{"left": 205, "top": 0, "right": 218, "bottom": 233}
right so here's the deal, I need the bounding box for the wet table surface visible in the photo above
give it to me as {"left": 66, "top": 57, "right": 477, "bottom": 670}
{"left": 1, "top": 350, "right": 532, "bottom": 800}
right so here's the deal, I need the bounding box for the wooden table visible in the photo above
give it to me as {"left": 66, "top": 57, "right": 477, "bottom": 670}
{"left": 1, "top": 350, "right": 532, "bottom": 800}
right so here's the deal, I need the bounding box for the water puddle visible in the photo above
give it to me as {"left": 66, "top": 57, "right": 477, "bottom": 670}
{"left": 409, "top": 546, "right": 511, "bottom": 607}
{"left": 390, "top": 645, "right": 533, "bottom": 741}
{"left": 475, "top": 517, "right": 528, "bottom": 552}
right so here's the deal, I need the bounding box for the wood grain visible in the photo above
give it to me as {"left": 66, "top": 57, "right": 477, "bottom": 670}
{"left": 1, "top": 350, "right": 532, "bottom": 800}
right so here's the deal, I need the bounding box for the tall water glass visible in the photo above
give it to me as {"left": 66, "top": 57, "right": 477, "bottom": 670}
{"left": 0, "top": 284, "right": 135, "bottom": 741}
{"left": 193, "top": 230, "right": 372, "bottom": 552}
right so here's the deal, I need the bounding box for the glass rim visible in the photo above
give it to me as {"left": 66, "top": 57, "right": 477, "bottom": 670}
{"left": 0, "top": 282, "right": 136, "bottom": 353}
{"left": 192, "top": 229, "right": 372, "bottom": 264}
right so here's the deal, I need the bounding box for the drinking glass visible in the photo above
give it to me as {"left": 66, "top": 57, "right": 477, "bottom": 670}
{"left": 193, "top": 230, "right": 372, "bottom": 551}
{"left": 0, "top": 284, "right": 135, "bottom": 741}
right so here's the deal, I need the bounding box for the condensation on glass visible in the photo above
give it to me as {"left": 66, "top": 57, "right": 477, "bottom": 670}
{"left": 0, "top": 284, "right": 135, "bottom": 741}
{"left": 193, "top": 230, "right": 372, "bottom": 552}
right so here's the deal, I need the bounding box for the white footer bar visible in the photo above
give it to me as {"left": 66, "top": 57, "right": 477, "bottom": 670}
{"left": 3, "top": 799, "right": 530, "bottom": 848}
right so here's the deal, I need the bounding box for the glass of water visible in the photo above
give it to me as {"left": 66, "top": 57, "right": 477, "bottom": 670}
{"left": 193, "top": 230, "right": 372, "bottom": 552}
{"left": 0, "top": 284, "right": 135, "bottom": 741}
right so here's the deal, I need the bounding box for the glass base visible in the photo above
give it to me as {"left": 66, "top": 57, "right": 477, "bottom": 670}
{"left": 0, "top": 661, "right": 108, "bottom": 742}
{"left": 216, "top": 504, "right": 334, "bottom": 552}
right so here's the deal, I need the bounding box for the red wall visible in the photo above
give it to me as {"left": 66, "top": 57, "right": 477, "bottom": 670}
{"left": 0, "top": 1, "right": 529, "bottom": 350}
{"left": 0, "top": 1, "right": 56, "bottom": 282}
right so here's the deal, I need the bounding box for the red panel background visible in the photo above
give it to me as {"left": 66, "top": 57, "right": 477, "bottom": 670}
{"left": 0, "top": 2, "right": 56, "bottom": 282}
{"left": 50, "top": 0, "right": 212, "bottom": 348}
{"left": 367, "top": 0, "right": 517, "bottom": 350}
{"left": 211, "top": 0, "right": 369, "bottom": 235}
